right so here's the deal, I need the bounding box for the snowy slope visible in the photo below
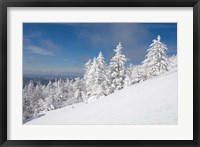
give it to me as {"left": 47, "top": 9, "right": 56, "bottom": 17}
{"left": 26, "top": 70, "right": 177, "bottom": 125}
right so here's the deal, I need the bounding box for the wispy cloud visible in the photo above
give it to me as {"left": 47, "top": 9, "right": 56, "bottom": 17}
{"left": 64, "top": 58, "right": 69, "bottom": 62}
{"left": 39, "top": 39, "right": 62, "bottom": 54}
{"left": 78, "top": 23, "right": 151, "bottom": 46}
{"left": 24, "top": 56, "right": 39, "bottom": 62}
{"left": 24, "top": 32, "right": 42, "bottom": 38}
{"left": 23, "top": 32, "right": 62, "bottom": 56}
{"left": 77, "top": 23, "right": 152, "bottom": 63}
{"left": 26, "top": 45, "right": 55, "bottom": 56}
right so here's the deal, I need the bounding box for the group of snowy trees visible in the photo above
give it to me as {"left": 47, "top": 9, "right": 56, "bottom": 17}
{"left": 23, "top": 78, "right": 85, "bottom": 121}
{"left": 23, "top": 35, "right": 177, "bottom": 122}
{"left": 84, "top": 42, "right": 129, "bottom": 101}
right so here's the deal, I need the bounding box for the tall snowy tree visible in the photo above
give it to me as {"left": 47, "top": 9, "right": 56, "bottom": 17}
{"left": 108, "top": 42, "right": 128, "bottom": 92}
{"left": 141, "top": 35, "right": 170, "bottom": 80}
{"left": 84, "top": 51, "right": 109, "bottom": 101}
{"left": 95, "top": 51, "right": 109, "bottom": 97}
{"left": 84, "top": 57, "right": 98, "bottom": 99}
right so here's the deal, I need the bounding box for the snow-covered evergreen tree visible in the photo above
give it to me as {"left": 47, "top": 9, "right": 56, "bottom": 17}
{"left": 124, "top": 64, "right": 133, "bottom": 87}
{"left": 108, "top": 42, "right": 128, "bottom": 92}
{"left": 33, "top": 84, "right": 46, "bottom": 114}
{"left": 44, "top": 80, "right": 55, "bottom": 111}
{"left": 141, "top": 35, "right": 170, "bottom": 80}
{"left": 71, "top": 77, "right": 85, "bottom": 104}
{"left": 127, "top": 64, "right": 143, "bottom": 83}
{"left": 83, "top": 59, "right": 92, "bottom": 80}
{"left": 84, "top": 57, "right": 97, "bottom": 99}
{"left": 23, "top": 81, "right": 46, "bottom": 121}
{"left": 95, "top": 51, "right": 109, "bottom": 96}
{"left": 23, "top": 81, "right": 35, "bottom": 121}
{"left": 84, "top": 51, "right": 109, "bottom": 101}
{"left": 169, "top": 54, "right": 177, "bottom": 68}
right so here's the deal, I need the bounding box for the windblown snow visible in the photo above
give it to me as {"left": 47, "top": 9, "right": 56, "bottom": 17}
{"left": 26, "top": 69, "right": 177, "bottom": 125}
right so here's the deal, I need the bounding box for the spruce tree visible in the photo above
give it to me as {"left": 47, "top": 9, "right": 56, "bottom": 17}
{"left": 108, "top": 42, "right": 128, "bottom": 92}
{"left": 141, "top": 35, "right": 170, "bottom": 80}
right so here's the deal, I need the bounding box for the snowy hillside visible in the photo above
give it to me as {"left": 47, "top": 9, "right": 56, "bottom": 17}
{"left": 26, "top": 69, "right": 177, "bottom": 125}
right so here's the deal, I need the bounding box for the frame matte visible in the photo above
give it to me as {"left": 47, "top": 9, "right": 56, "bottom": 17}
{"left": 0, "top": 0, "right": 199, "bottom": 147}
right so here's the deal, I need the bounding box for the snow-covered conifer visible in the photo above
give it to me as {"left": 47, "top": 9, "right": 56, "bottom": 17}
{"left": 23, "top": 81, "right": 35, "bottom": 121}
{"left": 33, "top": 84, "right": 46, "bottom": 114}
{"left": 73, "top": 78, "right": 85, "bottom": 102}
{"left": 169, "top": 55, "right": 177, "bottom": 68}
{"left": 108, "top": 42, "right": 128, "bottom": 92}
{"left": 141, "top": 35, "right": 170, "bottom": 80}
{"left": 84, "top": 57, "right": 97, "bottom": 99}
{"left": 124, "top": 64, "right": 133, "bottom": 87}
{"left": 95, "top": 51, "right": 109, "bottom": 96}
{"left": 83, "top": 59, "right": 92, "bottom": 80}
{"left": 84, "top": 51, "right": 109, "bottom": 101}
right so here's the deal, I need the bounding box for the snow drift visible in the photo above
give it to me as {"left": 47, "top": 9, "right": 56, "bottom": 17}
{"left": 26, "top": 70, "right": 177, "bottom": 125}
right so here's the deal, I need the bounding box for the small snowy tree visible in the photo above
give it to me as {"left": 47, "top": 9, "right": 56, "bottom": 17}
{"left": 124, "top": 64, "right": 134, "bottom": 86}
{"left": 23, "top": 81, "right": 47, "bottom": 121}
{"left": 127, "top": 64, "right": 143, "bottom": 84}
{"left": 169, "top": 55, "right": 177, "bottom": 68}
{"left": 141, "top": 35, "right": 170, "bottom": 80}
{"left": 108, "top": 42, "right": 128, "bottom": 92}
{"left": 83, "top": 59, "right": 92, "bottom": 80}
{"left": 23, "top": 81, "right": 35, "bottom": 121}
{"left": 71, "top": 77, "right": 84, "bottom": 103}
{"left": 44, "top": 80, "right": 56, "bottom": 111}
{"left": 51, "top": 79, "right": 68, "bottom": 109}
{"left": 33, "top": 84, "right": 46, "bottom": 114}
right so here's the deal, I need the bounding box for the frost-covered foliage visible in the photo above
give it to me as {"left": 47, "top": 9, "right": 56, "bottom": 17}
{"left": 108, "top": 42, "right": 128, "bottom": 92}
{"left": 23, "top": 36, "right": 176, "bottom": 122}
{"left": 169, "top": 55, "right": 177, "bottom": 68}
{"left": 23, "top": 78, "right": 85, "bottom": 122}
{"left": 126, "top": 64, "right": 143, "bottom": 84}
{"left": 84, "top": 52, "right": 109, "bottom": 101}
{"left": 141, "top": 35, "right": 171, "bottom": 80}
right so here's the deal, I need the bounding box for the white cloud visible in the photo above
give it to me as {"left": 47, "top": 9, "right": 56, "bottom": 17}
{"left": 39, "top": 39, "right": 62, "bottom": 53}
{"left": 24, "top": 32, "right": 42, "bottom": 38}
{"left": 26, "top": 45, "right": 55, "bottom": 56}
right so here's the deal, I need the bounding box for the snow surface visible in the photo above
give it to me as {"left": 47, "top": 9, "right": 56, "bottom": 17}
{"left": 26, "top": 69, "right": 177, "bottom": 125}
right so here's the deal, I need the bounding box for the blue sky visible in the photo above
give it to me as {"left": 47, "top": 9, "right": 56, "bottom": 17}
{"left": 23, "top": 23, "right": 177, "bottom": 75}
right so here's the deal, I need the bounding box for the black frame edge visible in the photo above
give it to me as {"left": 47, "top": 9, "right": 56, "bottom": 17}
{"left": 0, "top": 1, "right": 7, "bottom": 146}
{"left": 0, "top": 0, "right": 3, "bottom": 145}
{"left": 0, "top": 0, "right": 200, "bottom": 147}
{"left": 194, "top": 1, "right": 200, "bottom": 147}
{"left": 0, "top": 0, "right": 198, "bottom": 7}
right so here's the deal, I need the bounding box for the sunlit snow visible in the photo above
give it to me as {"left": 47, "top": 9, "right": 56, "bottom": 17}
{"left": 26, "top": 69, "right": 177, "bottom": 125}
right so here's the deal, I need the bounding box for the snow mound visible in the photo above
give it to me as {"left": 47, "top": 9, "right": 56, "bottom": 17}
{"left": 26, "top": 70, "right": 177, "bottom": 125}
